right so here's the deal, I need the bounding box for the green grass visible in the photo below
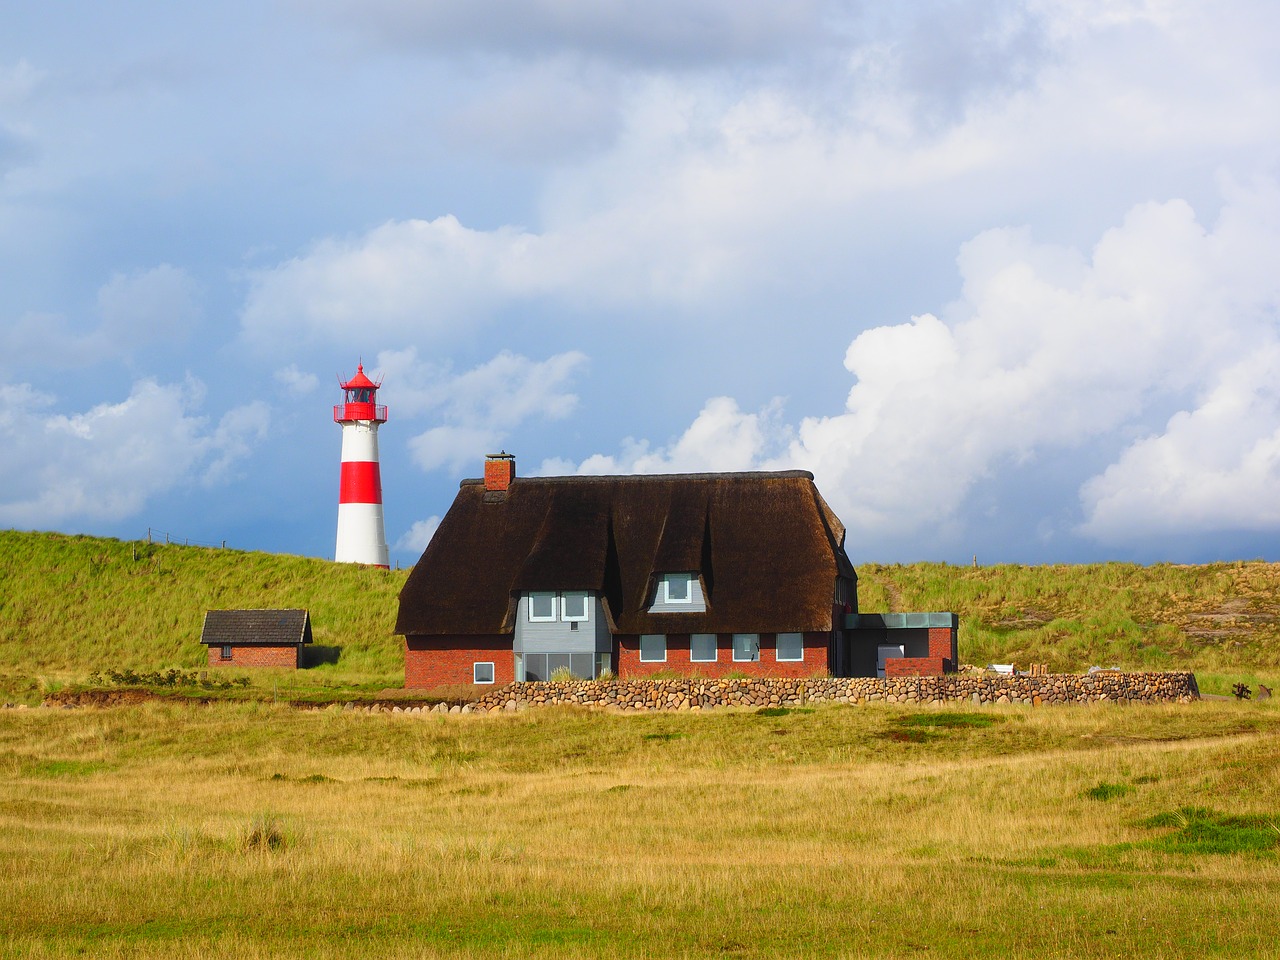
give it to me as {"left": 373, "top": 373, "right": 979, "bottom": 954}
{"left": 4, "top": 699, "right": 1280, "bottom": 957}
{"left": 4, "top": 530, "right": 1280, "bottom": 705}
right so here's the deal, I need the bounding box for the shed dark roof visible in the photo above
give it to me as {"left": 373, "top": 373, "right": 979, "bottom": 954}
{"left": 396, "top": 471, "right": 855, "bottom": 638}
{"left": 201, "top": 609, "right": 312, "bottom": 646}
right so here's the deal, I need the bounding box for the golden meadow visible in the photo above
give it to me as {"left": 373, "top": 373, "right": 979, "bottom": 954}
{"left": 3, "top": 530, "right": 1280, "bottom": 957}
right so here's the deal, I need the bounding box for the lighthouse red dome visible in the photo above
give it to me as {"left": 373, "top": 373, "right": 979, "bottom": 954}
{"left": 334, "top": 363, "right": 387, "bottom": 424}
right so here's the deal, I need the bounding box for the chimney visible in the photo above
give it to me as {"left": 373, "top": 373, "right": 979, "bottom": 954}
{"left": 484, "top": 452, "right": 515, "bottom": 492}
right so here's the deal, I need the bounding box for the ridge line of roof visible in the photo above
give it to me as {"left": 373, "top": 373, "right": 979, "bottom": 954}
{"left": 459, "top": 469, "right": 815, "bottom": 488}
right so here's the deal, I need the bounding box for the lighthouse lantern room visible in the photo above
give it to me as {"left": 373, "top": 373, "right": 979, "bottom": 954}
{"left": 334, "top": 363, "right": 389, "bottom": 568}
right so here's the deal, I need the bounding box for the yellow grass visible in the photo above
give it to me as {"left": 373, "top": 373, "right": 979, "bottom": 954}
{"left": 4, "top": 699, "right": 1280, "bottom": 958}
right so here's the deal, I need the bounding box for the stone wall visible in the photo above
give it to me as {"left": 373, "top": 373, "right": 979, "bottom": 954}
{"left": 470, "top": 671, "right": 1199, "bottom": 712}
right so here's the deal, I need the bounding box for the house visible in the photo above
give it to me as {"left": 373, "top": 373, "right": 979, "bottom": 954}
{"left": 200, "top": 609, "right": 313, "bottom": 668}
{"left": 396, "top": 455, "right": 957, "bottom": 688}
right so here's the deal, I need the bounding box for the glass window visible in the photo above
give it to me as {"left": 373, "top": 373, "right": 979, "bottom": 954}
{"left": 665, "top": 573, "right": 692, "bottom": 602}
{"left": 776, "top": 632, "right": 804, "bottom": 662}
{"left": 570, "top": 653, "right": 594, "bottom": 679}
{"left": 690, "top": 633, "right": 717, "bottom": 662}
{"left": 523, "top": 653, "right": 547, "bottom": 682}
{"left": 732, "top": 633, "right": 760, "bottom": 662}
{"left": 595, "top": 652, "right": 612, "bottom": 677}
{"left": 220, "top": 644, "right": 233, "bottom": 660}
{"left": 529, "top": 592, "right": 557, "bottom": 621}
{"left": 473, "top": 662, "right": 495, "bottom": 684}
{"left": 561, "top": 591, "right": 589, "bottom": 621}
{"left": 640, "top": 634, "right": 667, "bottom": 663}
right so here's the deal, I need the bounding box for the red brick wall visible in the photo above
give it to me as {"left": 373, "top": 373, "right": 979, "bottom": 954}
{"left": 927, "top": 627, "right": 957, "bottom": 669}
{"left": 616, "top": 632, "right": 831, "bottom": 679}
{"left": 207, "top": 645, "right": 299, "bottom": 668}
{"left": 405, "top": 635, "right": 515, "bottom": 689}
{"left": 484, "top": 458, "right": 514, "bottom": 491}
{"left": 885, "top": 656, "right": 947, "bottom": 677}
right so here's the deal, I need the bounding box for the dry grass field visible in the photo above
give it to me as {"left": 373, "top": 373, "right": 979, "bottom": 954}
{"left": 3, "top": 698, "right": 1279, "bottom": 958}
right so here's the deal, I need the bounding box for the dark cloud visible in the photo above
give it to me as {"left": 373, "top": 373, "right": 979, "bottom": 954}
{"left": 306, "top": 0, "right": 845, "bottom": 68}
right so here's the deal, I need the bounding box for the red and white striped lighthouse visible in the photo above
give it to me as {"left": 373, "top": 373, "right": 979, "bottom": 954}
{"left": 334, "top": 363, "right": 389, "bottom": 568}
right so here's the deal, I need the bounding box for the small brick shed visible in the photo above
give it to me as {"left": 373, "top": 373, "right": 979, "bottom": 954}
{"left": 201, "top": 609, "right": 312, "bottom": 669}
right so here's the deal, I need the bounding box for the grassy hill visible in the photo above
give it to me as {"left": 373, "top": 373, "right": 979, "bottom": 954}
{"left": 2, "top": 530, "right": 1278, "bottom": 701}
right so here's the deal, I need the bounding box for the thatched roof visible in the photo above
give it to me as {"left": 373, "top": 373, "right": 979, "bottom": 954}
{"left": 200, "top": 609, "right": 312, "bottom": 646}
{"left": 395, "top": 471, "right": 854, "bottom": 637}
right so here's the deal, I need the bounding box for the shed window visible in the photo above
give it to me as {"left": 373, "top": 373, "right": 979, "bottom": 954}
{"left": 690, "top": 633, "right": 717, "bottom": 663}
{"left": 776, "top": 632, "right": 804, "bottom": 662}
{"left": 640, "top": 634, "right": 667, "bottom": 663}
{"left": 529, "top": 592, "right": 557, "bottom": 622}
{"left": 732, "top": 634, "right": 760, "bottom": 662}
{"left": 220, "top": 644, "right": 233, "bottom": 660}
{"left": 474, "top": 662, "right": 495, "bottom": 684}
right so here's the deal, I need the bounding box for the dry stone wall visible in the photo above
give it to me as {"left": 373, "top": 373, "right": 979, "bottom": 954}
{"left": 470, "top": 672, "right": 1199, "bottom": 712}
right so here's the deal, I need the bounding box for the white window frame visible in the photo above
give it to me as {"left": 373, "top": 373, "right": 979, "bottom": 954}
{"left": 473, "top": 662, "right": 495, "bottom": 684}
{"left": 661, "top": 573, "right": 693, "bottom": 604}
{"left": 560, "top": 591, "right": 590, "bottom": 622}
{"left": 732, "top": 633, "right": 760, "bottom": 663}
{"left": 690, "top": 633, "right": 718, "bottom": 663}
{"left": 639, "top": 634, "right": 667, "bottom": 663}
{"left": 776, "top": 632, "right": 804, "bottom": 662}
{"left": 528, "top": 592, "right": 558, "bottom": 622}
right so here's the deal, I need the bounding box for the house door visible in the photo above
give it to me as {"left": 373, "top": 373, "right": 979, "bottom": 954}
{"left": 877, "top": 644, "right": 904, "bottom": 679}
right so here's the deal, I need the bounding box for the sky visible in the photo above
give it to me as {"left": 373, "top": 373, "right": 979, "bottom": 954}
{"left": 3, "top": 0, "right": 1280, "bottom": 567}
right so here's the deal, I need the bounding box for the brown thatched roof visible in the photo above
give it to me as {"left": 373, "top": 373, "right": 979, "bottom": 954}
{"left": 395, "top": 471, "right": 854, "bottom": 637}
{"left": 201, "top": 609, "right": 312, "bottom": 646}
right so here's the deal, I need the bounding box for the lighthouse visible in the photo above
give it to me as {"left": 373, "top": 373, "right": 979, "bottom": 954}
{"left": 334, "top": 363, "right": 389, "bottom": 568}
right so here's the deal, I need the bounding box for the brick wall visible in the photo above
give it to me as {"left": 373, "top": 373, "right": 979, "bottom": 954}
{"left": 616, "top": 632, "right": 831, "bottom": 679}
{"left": 206, "top": 645, "right": 299, "bottom": 668}
{"left": 405, "top": 635, "right": 515, "bottom": 689}
{"left": 885, "top": 656, "right": 946, "bottom": 677}
{"left": 927, "top": 626, "right": 957, "bottom": 670}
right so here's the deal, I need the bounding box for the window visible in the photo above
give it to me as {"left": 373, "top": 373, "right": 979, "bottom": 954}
{"left": 220, "top": 644, "right": 233, "bottom": 660}
{"left": 732, "top": 633, "right": 760, "bottom": 662}
{"left": 474, "top": 662, "right": 495, "bottom": 684}
{"left": 690, "top": 633, "right": 717, "bottom": 662}
{"left": 663, "top": 573, "right": 692, "bottom": 603}
{"left": 640, "top": 634, "right": 667, "bottom": 662}
{"left": 560, "top": 591, "right": 589, "bottom": 622}
{"left": 529, "top": 592, "right": 557, "bottom": 621}
{"left": 776, "top": 632, "right": 804, "bottom": 662}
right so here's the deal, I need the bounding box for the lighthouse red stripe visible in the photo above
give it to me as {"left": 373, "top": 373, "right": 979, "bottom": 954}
{"left": 339, "top": 461, "right": 383, "bottom": 504}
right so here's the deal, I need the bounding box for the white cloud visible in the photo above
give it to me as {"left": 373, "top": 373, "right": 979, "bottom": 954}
{"left": 274, "top": 364, "right": 319, "bottom": 395}
{"left": 395, "top": 515, "right": 440, "bottom": 553}
{"left": 376, "top": 347, "right": 587, "bottom": 473}
{"left": 1079, "top": 346, "right": 1280, "bottom": 540}
{"left": 0, "top": 377, "right": 268, "bottom": 526}
{"left": 1, "top": 265, "right": 200, "bottom": 371}
{"left": 549, "top": 180, "right": 1280, "bottom": 544}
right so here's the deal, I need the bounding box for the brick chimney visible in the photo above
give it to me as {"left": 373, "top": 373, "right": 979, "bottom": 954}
{"left": 484, "top": 452, "right": 515, "bottom": 492}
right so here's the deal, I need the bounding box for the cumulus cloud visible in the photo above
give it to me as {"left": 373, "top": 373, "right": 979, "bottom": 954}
{"left": 549, "top": 181, "right": 1280, "bottom": 545}
{"left": 274, "top": 364, "right": 319, "bottom": 395}
{"left": 375, "top": 347, "right": 587, "bottom": 473}
{"left": 0, "top": 378, "right": 268, "bottom": 526}
{"left": 395, "top": 515, "right": 440, "bottom": 553}
{"left": 1, "top": 265, "right": 200, "bottom": 371}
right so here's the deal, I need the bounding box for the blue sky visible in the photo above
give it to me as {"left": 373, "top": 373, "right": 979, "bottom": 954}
{"left": 3, "top": 0, "right": 1280, "bottom": 567}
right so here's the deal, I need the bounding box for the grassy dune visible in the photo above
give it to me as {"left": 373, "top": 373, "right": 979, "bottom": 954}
{"left": 3, "top": 698, "right": 1279, "bottom": 958}
{"left": 3, "top": 530, "right": 1280, "bottom": 700}
{"left": 0, "top": 530, "right": 408, "bottom": 700}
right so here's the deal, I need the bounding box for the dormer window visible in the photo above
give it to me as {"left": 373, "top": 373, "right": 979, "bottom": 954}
{"left": 529, "top": 592, "right": 557, "bottom": 622}
{"left": 560, "top": 591, "right": 589, "bottom": 622}
{"left": 661, "top": 573, "right": 692, "bottom": 604}
{"left": 526, "top": 591, "right": 590, "bottom": 623}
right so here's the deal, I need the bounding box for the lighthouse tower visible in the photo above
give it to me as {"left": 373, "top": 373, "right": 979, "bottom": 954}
{"left": 334, "top": 363, "right": 389, "bottom": 568}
